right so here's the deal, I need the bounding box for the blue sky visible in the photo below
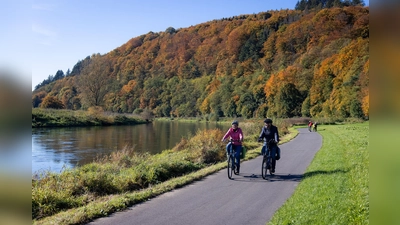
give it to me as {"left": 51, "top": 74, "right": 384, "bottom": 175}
{"left": 27, "top": 0, "right": 368, "bottom": 90}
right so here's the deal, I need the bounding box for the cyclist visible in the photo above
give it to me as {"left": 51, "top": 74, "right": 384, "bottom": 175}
{"left": 313, "top": 122, "right": 318, "bottom": 132}
{"left": 258, "top": 118, "right": 280, "bottom": 174}
{"left": 308, "top": 121, "right": 313, "bottom": 132}
{"left": 221, "top": 120, "right": 244, "bottom": 175}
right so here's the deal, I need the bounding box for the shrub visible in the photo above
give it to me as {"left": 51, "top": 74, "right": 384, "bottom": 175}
{"left": 40, "top": 95, "right": 65, "bottom": 109}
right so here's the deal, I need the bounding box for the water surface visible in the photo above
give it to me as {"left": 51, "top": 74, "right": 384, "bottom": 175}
{"left": 32, "top": 120, "right": 230, "bottom": 174}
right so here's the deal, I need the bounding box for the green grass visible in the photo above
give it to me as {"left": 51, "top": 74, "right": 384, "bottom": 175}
{"left": 32, "top": 108, "right": 148, "bottom": 128}
{"left": 268, "top": 122, "right": 369, "bottom": 225}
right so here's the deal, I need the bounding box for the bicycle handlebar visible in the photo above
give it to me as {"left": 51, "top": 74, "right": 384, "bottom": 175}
{"left": 258, "top": 138, "right": 277, "bottom": 145}
{"left": 224, "top": 139, "right": 241, "bottom": 143}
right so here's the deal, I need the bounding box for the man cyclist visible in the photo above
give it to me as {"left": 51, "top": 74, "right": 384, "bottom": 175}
{"left": 222, "top": 120, "right": 244, "bottom": 175}
{"left": 258, "top": 118, "right": 280, "bottom": 174}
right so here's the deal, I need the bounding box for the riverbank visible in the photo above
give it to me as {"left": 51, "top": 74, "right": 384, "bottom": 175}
{"left": 32, "top": 120, "right": 296, "bottom": 224}
{"left": 32, "top": 108, "right": 149, "bottom": 128}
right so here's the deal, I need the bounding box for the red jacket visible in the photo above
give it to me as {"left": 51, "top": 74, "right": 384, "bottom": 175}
{"left": 222, "top": 128, "right": 243, "bottom": 145}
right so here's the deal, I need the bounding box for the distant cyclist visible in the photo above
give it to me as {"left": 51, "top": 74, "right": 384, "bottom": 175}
{"left": 258, "top": 118, "right": 280, "bottom": 174}
{"left": 221, "top": 120, "right": 244, "bottom": 175}
{"left": 313, "top": 122, "right": 318, "bottom": 132}
{"left": 308, "top": 121, "right": 313, "bottom": 132}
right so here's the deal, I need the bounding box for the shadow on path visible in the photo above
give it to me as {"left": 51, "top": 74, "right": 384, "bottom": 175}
{"left": 229, "top": 169, "right": 348, "bottom": 182}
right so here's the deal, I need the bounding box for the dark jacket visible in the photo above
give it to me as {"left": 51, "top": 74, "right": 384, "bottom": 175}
{"left": 258, "top": 125, "right": 280, "bottom": 144}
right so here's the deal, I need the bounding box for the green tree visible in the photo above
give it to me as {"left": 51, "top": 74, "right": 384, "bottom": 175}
{"left": 301, "top": 95, "right": 311, "bottom": 117}
{"left": 350, "top": 98, "right": 363, "bottom": 118}
{"left": 295, "top": 0, "right": 307, "bottom": 10}
{"left": 239, "top": 92, "right": 257, "bottom": 119}
{"left": 53, "top": 70, "right": 64, "bottom": 81}
{"left": 276, "top": 83, "right": 302, "bottom": 118}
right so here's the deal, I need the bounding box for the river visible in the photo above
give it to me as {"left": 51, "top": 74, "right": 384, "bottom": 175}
{"left": 32, "top": 120, "right": 230, "bottom": 174}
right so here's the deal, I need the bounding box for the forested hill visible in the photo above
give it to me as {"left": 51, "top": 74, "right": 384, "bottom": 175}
{"left": 32, "top": 5, "right": 369, "bottom": 119}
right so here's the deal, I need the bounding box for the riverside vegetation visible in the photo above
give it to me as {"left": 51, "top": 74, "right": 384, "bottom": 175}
{"left": 32, "top": 118, "right": 368, "bottom": 225}
{"left": 32, "top": 118, "right": 292, "bottom": 224}
{"left": 32, "top": 107, "right": 149, "bottom": 128}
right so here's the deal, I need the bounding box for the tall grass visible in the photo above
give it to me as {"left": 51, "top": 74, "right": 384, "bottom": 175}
{"left": 268, "top": 122, "right": 369, "bottom": 225}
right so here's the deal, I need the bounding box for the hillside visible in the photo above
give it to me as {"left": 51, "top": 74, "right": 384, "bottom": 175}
{"left": 32, "top": 6, "right": 369, "bottom": 119}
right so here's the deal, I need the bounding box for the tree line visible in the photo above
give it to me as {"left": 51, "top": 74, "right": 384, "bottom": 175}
{"left": 32, "top": 5, "right": 369, "bottom": 120}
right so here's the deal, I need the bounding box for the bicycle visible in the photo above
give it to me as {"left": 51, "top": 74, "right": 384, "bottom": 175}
{"left": 226, "top": 139, "right": 240, "bottom": 179}
{"left": 261, "top": 139, "right": 276, "bottom": 179}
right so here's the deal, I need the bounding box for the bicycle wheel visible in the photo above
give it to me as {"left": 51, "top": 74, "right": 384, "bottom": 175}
{"left": 227, "top": 154, "right": 234, "bottom": 179}
{"left": 261, "top": 156, "right": 268, "bottom": 179}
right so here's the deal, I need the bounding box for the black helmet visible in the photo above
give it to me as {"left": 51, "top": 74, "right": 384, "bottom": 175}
{"left": 231, "top": 120, "right": 239, "bottom": 126}
{"left": 264, "top": 118, "right": 272, "bottom": 124}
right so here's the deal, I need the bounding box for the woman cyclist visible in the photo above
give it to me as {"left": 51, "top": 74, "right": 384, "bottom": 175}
{"left": 258, "top": 118, "right": 280, "bottom": 174}
{"left": 221, "top": 120, "right": 244, "bottom": 175}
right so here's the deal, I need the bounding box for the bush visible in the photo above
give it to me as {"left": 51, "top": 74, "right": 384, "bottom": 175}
{"left": 182, "top": 129, "right": 226, "bottom": 164}
{"left": 40, "top": 95, "right": 65, "bottom": 109}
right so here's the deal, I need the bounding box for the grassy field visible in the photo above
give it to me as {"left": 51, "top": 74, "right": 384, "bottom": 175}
{"left": 268, "top": 122, "right": 369, "bottom": 225}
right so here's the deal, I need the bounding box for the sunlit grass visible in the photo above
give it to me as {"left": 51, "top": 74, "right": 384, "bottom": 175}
{"left": 268, "top": 122, "right": 369, "bottom": 225}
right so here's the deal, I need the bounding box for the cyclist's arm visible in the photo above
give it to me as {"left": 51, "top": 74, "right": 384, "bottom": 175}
{"left": 239, "top": 128, "right": 244, "bottom": 142}
{"left": 258, "top": 128, "right": 265, "bottom": 140}
{"left": 221, "top": 129, "right": 231, "bottom": 142}
{"left": 272, "top": 126, "right": 279, "bottom": 143}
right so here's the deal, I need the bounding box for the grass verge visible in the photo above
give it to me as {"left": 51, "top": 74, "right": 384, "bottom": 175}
{"left": 268, "top": 122, "right": 369, "bottom": 225}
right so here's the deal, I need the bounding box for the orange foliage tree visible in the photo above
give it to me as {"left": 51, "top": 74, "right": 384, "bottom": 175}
{"left": 40, "top": 95, "right": 64, "bottom": 109}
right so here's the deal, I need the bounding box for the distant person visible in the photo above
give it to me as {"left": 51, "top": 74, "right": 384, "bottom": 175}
{"left": 313, "top": 122, "right": 318, "bottom": 132}
{"left": 308, "top": 121, "right": 313, "bottom": 132}
{"left": 258, "top": 118, "right": 280, "bottom": 174}
{"left": 221, "top": 120, "right": 244, "bottom": 175}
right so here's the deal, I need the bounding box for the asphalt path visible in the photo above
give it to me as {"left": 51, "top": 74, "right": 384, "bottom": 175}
{"left": 87, "top": 128, "right": 322, "bottom": 225}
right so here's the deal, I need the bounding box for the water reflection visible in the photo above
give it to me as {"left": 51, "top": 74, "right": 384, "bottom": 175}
{"left": 32, "top": 120, "right": 230, "bottom": 174}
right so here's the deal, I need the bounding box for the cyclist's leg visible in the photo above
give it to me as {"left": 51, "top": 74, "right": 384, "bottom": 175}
{"left": 235, "top": 145, "right": 242, "bottom": 173}
{"left": 261, "top": 145, "right": 266, "bottom": 155}
{"left": 270, "top": 145, "right": 277, "bottom": 173}
{"left": 226, "top": 142, "right": 231, "bottom": 160}
{"left": 266, "top": 145, "right": 271, "bottom": 169}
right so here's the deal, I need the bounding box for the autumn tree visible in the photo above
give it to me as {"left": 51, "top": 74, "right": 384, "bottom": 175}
{"left": 40, "top": 95, "right": 64, "bottom": 109}
{"left": 76, "top": 54, "right": 113, "bottom": 108}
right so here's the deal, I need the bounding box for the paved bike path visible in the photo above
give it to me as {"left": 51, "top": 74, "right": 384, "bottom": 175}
{"left": 87, "top": 128, "right": 322, "bottom": 225}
